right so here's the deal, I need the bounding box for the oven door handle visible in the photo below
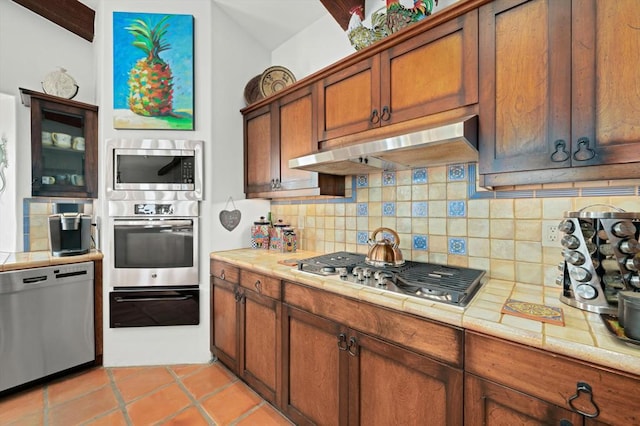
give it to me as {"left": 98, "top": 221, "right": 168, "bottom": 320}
{"left": 113, "top": 295, "right": 194, "bottom": 303}
{"left": 114, "top": 219, "right": 193, "bottom": 227}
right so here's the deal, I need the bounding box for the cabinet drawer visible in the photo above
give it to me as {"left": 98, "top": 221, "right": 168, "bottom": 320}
{"left": 241, "top": 270, "right": 281, "bottom": 300}
{"left": 465, "top": 331, "right": 640, "bottom": 425}
{"left": 283, "top": 281, "right": 463, "bottom": 367}
{"left": 210, "top": 260, "right": 239, "bottom": 284}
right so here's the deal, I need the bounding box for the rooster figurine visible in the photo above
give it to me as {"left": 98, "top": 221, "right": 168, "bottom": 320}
{"left": 347, "top": 5, "right": 388, "bottom": 51}
{"left": 386, "top": 0, "right": 438, "bottom": 34}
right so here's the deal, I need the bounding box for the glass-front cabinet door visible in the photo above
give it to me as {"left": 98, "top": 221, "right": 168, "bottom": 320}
{"left": 20, "top": 88, "right": 98, "bottom": 198}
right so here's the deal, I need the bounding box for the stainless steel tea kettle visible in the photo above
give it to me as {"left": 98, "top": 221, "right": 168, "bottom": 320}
{"left": 366, "top": 227, "right": 405, "bottom": 267}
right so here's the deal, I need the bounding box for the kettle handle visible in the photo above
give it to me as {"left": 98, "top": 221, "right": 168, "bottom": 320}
{"left": 370, "top": 227, "right": 400, "bottom": 246}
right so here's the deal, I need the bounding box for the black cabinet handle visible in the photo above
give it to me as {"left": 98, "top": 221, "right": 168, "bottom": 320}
{"left": 370, "top": 109, "right": 380, "bottom": 124}
{"left": 347, "top": 336, "right": 358, "bottom": 357}
{"left": 551, "top": 139, "right": 570, "bottom": 162}
{"left": 337, "top": 333, "right": 348, "bottom": 351}
{"left": 573, "top": 137, "right": 596, "bottom": 161}
{"left": 380, "top": 105, "right": 391, "bottom": 121}
{"left": 567, "top": 382, "right": 599, "bottom": 418}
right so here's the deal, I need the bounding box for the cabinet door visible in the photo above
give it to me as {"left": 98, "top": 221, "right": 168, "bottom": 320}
{"left": 30, "top": 96, "right": 98, "bottom": 198}
{"left": 479, "top": 0, "right": 572, "bottom": 174}
{"left": 571, "top": 0, "right": 640, "bottom": 166}
{"left": 211, "top": 277, "right": 239, "bottom": 372}
{"left": 282, "top": 305, "right": 348, "bottom": 426}
{"left": 465, "top": 374, "right": 582, "bottom": 426}
{"left": 244, "top": 104, "right": 277, "bottom": 194}
{"left": 278, "top": 86, "right": 321, "bottom": 191}
{"left": 317, "top": 55, "right": 381, "bottom": 141}
{"left": 239, "top": 287, "right": 281, "bottom": 406}
{"left": 349, "top": 331, "right": 463, "bottom": 426}
{"left": 380, "top": 9, "right": 478, "bottom": 126}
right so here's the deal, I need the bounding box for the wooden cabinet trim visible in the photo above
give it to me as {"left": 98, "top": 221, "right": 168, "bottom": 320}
{"left": 283, "top": 281, "right": 463, "bottom": 367}
{"left": 210, "top": 259, "right": 239, "bottom": 283}
{"left": 465, "top": 331, "right": 640, "bottom": 425}
{"left": 240, "top": 270, "right": 281, "bottom": 300}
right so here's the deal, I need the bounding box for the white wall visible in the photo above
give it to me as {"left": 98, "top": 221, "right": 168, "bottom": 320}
{"left": 96, "top": 0, "right": 270, "bottom": 366}
{"left": 0, "top": 93, "right": 18, "bottom": 251}
{"left": 0, "top": 1, "right": 97, "bottom": 251}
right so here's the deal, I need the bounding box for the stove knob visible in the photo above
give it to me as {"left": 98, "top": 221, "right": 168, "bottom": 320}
{"left": 352, "top": 267, "right": 365, "bottom": 281}
{"left": 363, "top": 268, "right": 372, "bottom": 279}
{"left": 575, "top": 284, "right": 597, "bottom": 300}
{"left": 337, "top": 267, "right": 348, "bottom": 278}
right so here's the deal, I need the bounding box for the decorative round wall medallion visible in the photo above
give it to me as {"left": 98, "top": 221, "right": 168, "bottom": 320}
{"left": 42, "top": 68, "right": 79, "bottom": 99}
{"left": 259, "top": 66, "right": 296, "bottom": 98}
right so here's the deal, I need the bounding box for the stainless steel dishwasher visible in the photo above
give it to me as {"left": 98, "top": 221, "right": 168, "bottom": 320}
{"left": 0, "top": 262, "right": 95, "bottom": 393}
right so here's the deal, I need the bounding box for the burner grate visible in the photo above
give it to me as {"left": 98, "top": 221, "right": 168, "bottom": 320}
{"left": 396, "top": 265, "right": 484, "bottom": 303}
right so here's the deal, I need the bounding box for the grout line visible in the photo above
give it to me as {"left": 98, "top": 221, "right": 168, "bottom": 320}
{"left": 43, "top": 386, "right": 50, "bottom": 426}
{"left": 106, "top": 368, "right": 134, "bottom": 426}
{"left": 165, "top": 365, "right": 217, "bottom": 425}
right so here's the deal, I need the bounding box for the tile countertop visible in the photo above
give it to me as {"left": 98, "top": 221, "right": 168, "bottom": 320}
{"left": 0, "top": 250, "right": 103, "bottom": 272}
{"left": 211, "top": 248, "right": 640, "bottom": 377}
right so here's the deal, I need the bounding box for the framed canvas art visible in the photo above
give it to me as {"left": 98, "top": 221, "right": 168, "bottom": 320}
{"left": 113, "top": 12, "right": 194, "bottom": 130}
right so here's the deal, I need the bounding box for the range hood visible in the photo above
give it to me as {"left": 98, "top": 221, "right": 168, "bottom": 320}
{"left": 289, "top": 115, "right": 479, "bottom": 175}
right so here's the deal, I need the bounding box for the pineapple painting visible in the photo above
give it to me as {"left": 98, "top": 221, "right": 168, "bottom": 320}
{"left": 113, "top": 12, "right": 194, "bottom": 129}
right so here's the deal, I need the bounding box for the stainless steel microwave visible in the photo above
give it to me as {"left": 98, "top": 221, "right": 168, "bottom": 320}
{"left": 106, "top": 139, "right": 203, "bottom": 200}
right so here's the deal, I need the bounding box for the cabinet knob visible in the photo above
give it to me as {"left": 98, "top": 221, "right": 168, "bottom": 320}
{"left": 254, "top": 280, "right": 262, "bottom": 293}
{"left": 567, "top": 381, "right": 600, "bottom": 418}
{"left": 551, "top": 140, "right": 570, "bottom": 162}
{"left": 370, "top": 109, "right": 380, "bottom": 124}
{"left": 573, "top": 137, "right": 596, "bottom": 162}
{"left": 220, "top": 270, "right": 225, "bottom": 280}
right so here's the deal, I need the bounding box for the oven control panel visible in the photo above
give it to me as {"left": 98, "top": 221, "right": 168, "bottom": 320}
{"left": 134, "top": 203, "right": 174, "bottom": 215}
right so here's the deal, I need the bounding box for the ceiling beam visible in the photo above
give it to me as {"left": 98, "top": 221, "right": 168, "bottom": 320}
{"left": 11, "top": 0, "right": 95, "bottom": 42}
{"left": 319, "top": 0, "right": 365, "bottom": 31}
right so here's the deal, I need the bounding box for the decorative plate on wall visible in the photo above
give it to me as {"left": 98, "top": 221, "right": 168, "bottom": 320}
{"left": 259, "top": 66, "right": 296, "bottom": 98}
{"left": 42, "top": 68, "right": 79, "bottom": 99}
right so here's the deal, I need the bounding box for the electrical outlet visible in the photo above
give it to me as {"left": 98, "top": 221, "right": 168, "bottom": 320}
{"left": 542, "top": 220, "right": 560, "bottom": 247}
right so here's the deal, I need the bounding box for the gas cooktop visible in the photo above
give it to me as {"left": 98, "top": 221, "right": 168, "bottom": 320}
{"left": 297, "top": 251, "right": 486, "bottom": 308}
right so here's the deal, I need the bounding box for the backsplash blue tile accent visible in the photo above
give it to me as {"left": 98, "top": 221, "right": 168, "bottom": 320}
{"left": 448, "top": 200, "right": 466, "bottom": 217}
{"left": 356, "top": 175, "right": 369, "bottom": 187}
{"left": 413, "top": 235, "right": 428, "bottom": 250}
{"left": 357, "top": 231, "right": 369, "bottom": 245}
{"left": 382, "top": 171, "right": 396, "bottom": 186}
{"left": 357, "top": 203, "right": 368, "bottom": 216}
{"left": 383, "top": 202, "right": 396, "bottom": 216}
{"left": 448, "top": 238, "right": 466, "bottom": 255}
{"left": 412, "top": 201, "right": 428, "bottom": 217}
{"left": 448, "top": 164, "right": 466, "bottom": 181}
{"left": 412, "top": 168, "right": 427, "bottom": 184}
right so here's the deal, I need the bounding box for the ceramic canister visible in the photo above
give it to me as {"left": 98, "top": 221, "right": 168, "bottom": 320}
{"left": 251, "top": 217, "right": 271, "bottom": 249}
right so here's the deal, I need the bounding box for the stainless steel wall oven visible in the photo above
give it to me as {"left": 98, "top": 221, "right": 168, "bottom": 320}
{"left": 108, "top": 200, "right": 200, "bottom": 328}
{"left": 109, "top": 200, "right": 199, "bottom": 287}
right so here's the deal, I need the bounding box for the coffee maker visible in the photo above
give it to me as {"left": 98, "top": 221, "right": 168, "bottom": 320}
{"left": 48, "top": 213, "right": 92, "bottom": 257}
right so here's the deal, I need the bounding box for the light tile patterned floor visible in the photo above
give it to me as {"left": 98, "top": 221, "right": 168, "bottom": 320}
{"left": 0, "top": 362, "right": 293, "bottom": 425}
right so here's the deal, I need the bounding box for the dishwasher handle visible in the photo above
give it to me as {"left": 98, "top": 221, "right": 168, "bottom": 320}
{"left": 23, "top": 275, "right": 48, "bottom": 284}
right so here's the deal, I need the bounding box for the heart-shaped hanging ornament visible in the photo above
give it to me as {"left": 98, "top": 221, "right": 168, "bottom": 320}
{"left": 219, "top": 197, "right": 241, "bottom": 231}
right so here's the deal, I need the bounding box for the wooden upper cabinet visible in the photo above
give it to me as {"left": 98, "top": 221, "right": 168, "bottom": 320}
{"left": 244, "top": 103, "right": 276, "bottom": 195}
{"left": 244, "top": 87, "right": 345, "bottom": 198}
{"left": 317, "top": 9, "right": 479, "bottom": 143}
{"left": 571, "top": 0, "right": 640, "bottom": 166}
{"left": 479, "top": 0, "right": 640, "bottom": 186}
